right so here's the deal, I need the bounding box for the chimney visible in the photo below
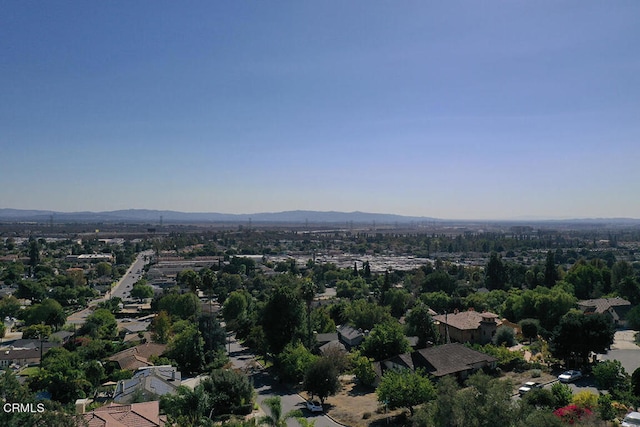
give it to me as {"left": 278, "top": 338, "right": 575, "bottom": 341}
{"left": 75, "top": 398, "right": 91, "bottom": 414}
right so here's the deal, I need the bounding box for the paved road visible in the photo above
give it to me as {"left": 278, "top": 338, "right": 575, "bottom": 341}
{"left": 67, "top": 250, "right": 153, "bottom": 326}
{"left": 227, "top": 333, "right": 342, "bottom": 427}
{"left": 600, "top": 329, "right": 640, "bottom": 375}
{"left": 108, "top": 250, "right": 154, "bottom": 301}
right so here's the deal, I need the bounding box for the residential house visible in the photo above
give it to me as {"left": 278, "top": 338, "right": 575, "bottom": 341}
{"left": 0, "top": 348, "right": 42, "bottom": 368}
{"left": 78, "top": 400, "right": 166, "bottom": 427}
{"left": 432, "top": 310, "right": 501, "bottom": 345}
{"left": 373, "top": 343, "right": 498, "bottom": 385}
{"left": 578, "top": 297, "right": 632, "bottom": 327}
{"left": 113, "top": 365, "right": 181, "bottom": 404}
{"left": 107, "top": 342, "right": 167, "bottom": 371}
{"left": 337, "top": 325, "right": 365, "bottom": 349}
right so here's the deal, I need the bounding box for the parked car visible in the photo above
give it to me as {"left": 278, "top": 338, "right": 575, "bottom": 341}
{"left": 622, "top": 412, "right": 640, "bottom": 427}
{"left": 306, "top": 400, "right": 323, "bottom": 413}
{"left": 518, "top": 381, "right": 541, "bottom": 395}
{"left": 558, "top": 370, "right": 583, "bottom": 383}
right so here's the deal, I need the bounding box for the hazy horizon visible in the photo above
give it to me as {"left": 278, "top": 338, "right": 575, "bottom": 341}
{"left": 1, "top": 207, "right": 639, "bottom": 223}
{"left": 2, "top": 2, "right": 639, "bottom": 220}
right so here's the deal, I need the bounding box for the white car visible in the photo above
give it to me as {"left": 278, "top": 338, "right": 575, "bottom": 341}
{"left": 557, "top": 370, "right": 582, "bottom": 383}
{"left": 622, "top": 412, "right": 640, "bottom": 427}
{"left": 306, "top": 400, "right": 323, "bottom": 413}
{"left": 518, "top": 381, "right": 541, "bottom": 395}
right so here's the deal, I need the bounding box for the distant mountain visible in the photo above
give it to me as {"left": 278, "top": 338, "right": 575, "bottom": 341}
{"left": 0, "top": 208, "right": 435, "bottom": 224}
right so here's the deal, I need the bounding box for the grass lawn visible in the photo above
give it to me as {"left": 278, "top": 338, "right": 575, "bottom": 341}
{"left": 19, "top": 366, "right": 40, "bottom": 377}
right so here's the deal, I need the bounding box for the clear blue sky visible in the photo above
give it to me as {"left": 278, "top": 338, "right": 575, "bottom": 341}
{"left": 2, "top": 1, "right": 639, "bottom": 219}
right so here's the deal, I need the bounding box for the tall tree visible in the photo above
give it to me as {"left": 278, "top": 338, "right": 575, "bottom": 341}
{"left": 485, "top": 252, "right": 507, "bottom": 290}
{"left": 28, "top": 239, "right": 40, "bottom": 267}
{"left": 303, "top": 357, "right": 340, "bottom": 404}
{"left": 166, "top": 324, "right": 206, "bottom": 375}
{"left": 405, "top": 303, "right": 439, "bottom": 348}
{"left": 300, "top": 280, "right": 317, "bottom": 349}
{"left": 550, "top": 311, "right": 615, "bottom": 367}
{"left": 361, "top": 321, "right": 410, "bottom": 361}
{"left": 262, "top": 285, "right": 303, "bottom": 354}
{"left": 543, "top": 251, "right": 559, "bottom": 287}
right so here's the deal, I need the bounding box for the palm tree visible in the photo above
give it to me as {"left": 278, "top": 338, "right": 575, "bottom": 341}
{"left": 258, "top": 396, "right": 302, "bottom": 427}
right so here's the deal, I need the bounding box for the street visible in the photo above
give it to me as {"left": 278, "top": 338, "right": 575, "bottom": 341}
{"left": 227, "top": 332, "right": 343, "bottom": 427}
{"left": 67, "top": 250, "right": 153, "bottom": 326}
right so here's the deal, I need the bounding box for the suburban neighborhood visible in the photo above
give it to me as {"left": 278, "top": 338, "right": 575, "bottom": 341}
{"left": 1, "top": 217, "right": 640, "bottom": 426}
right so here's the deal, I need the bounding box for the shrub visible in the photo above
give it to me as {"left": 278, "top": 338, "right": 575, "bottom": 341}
{"left": 553, "top": 404, "right": 593, "bottom": 424}
{"left": 571, "top": 390, "right": 598, "bottom": 409}
{"left": 493, "top": 326, "right": 516, "bottom": 347}
{"left": 530, "top": 369, "right": 542, "bottom": 378}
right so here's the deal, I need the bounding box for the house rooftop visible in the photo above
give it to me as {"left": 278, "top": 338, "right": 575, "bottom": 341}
{"left": 415, "top": 343, "right": 498, "bottom": 377}
{"left": 432, "top": 311, "right": 500, "bottom": 331}
{"left": 80, "top": 400, "right": 165, "bottom": 427}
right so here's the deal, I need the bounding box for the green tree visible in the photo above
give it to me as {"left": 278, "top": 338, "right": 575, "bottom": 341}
{"left": 592, "top": 359, "right": 629, "bottom": 392}
{"left": 485, "top": 252, "right": 507, "bottom": 290}
{"left": 201, "top": 369, "right": 254, "bottom": 416}
{"left": 493, "top": 326, "right": 516, "bottom": 347}
{"left": 361, "top": 321, "right": 410, "bottom": 361}
{"left": 16, "top": 279, "right": 47, "bottom": 303}
{"left": 376, "top": 368, "right": 435, "bottom": 415}
{"left": 420, "top": 291, "right": 453, "bottom": 314}
{"left": 177, "top": 269, "right": 202, "bottom": 293}
{"left": 631, "top": 367, "right": 640, "bottom": 398}
{"left": 0, "top": 295, "right": 21, "bottom": 319}
{"left": 30, "top": 347, "right": 91, "bottom": 403}
{"left": 382, "top": 288, "right": 411, "bottom": 318}
{"left": 303, "top": 357, "right": 340, "bottom": 404}
{"left": 130, "top": 282, "right": 154, "bottom": 302}
{"left": 350, "top": 352, "right": 377, "bottom": 387}
{"left": 277, "top": 341, "right": 317, "bottom": 383}
{"left": 551, "top": 382, "right": 573, "bottom": 408}
{"left": 95, "top": 262, "right": 112, "bottom": 277}
{"left": 543, "top": 250, "right": 559, "bottom": 287}
{"left": 166, "top": 323, "right": 206, "bottom": 375}
{"left": 519, "top": 319, "right": 539, "bottom": 344}
{"left": 405, "top": 303, "right": 438, "bottom": 348}
{"left": 452, "top": 371, "right": 515, "bottom": 427}
{"left": 345, "top": 299, "right": 392, "bottom": 331}
{"left": 28, "top": 240, "right": 40, "bottom": 267}
{"left": 24, "top": 298, "right": 66, "bottom": 330}
{"left": 563, "top": 262, "right": 605, "bottom": 300}
{"left": 152, "top": 310, "right": 172, "bottom": 343}
{"left": 262, "top": 285, "right": 303, "bottom": 354}
{"left": 22, "top": 323, "right": 52, "bottom": 339}
{"left": 198, "top": 315, "right": 227, "bottom": 366}
{"left": 160, "top": 384, "right": 211, "bottom": 426}
{"left": 522, "top": 388, "right": 556, "bottom": 409}
{"left": 80, "top": 308, "right": 118, "bottom": 340}
{"left": 223, "top": 290, "right": 249, "bottom": 323}
{"left": 300, "top": 279, "right": 317, "bottom": 348}
{"left": 258, "top": 396, "right": 302, "bottom": 427}
{"left": 550, "top": 311, "right": 614, "bottom": 367}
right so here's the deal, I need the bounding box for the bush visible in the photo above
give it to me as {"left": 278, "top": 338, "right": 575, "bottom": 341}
{"left": 530, "top": 369, "right": 542, "bottom": 378}
{"left": 493, "top": 326, "right": 516, "bottom": 347}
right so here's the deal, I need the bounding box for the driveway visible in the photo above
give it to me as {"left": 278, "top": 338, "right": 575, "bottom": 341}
{"left": 600, "top": 329, "right": 640, "bottom": 375}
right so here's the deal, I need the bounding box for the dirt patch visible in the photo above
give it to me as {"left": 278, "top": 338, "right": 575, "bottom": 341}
{"left": 302, "top": 376, "right": 404, "bottom": 427}
{"left": 503, "top": 369, "right": 557, "bottom": 394}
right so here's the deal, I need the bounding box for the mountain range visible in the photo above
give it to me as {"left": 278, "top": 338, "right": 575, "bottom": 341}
{"left": 0, "top": 208, "right": 638, "bottom": 226}
{"left": 0, "top": 208, "right": 435, "bottom": 224}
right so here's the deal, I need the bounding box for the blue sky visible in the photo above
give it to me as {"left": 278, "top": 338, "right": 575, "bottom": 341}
{"left": 2, "top": 1, "right": 639, "bottom": 219}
